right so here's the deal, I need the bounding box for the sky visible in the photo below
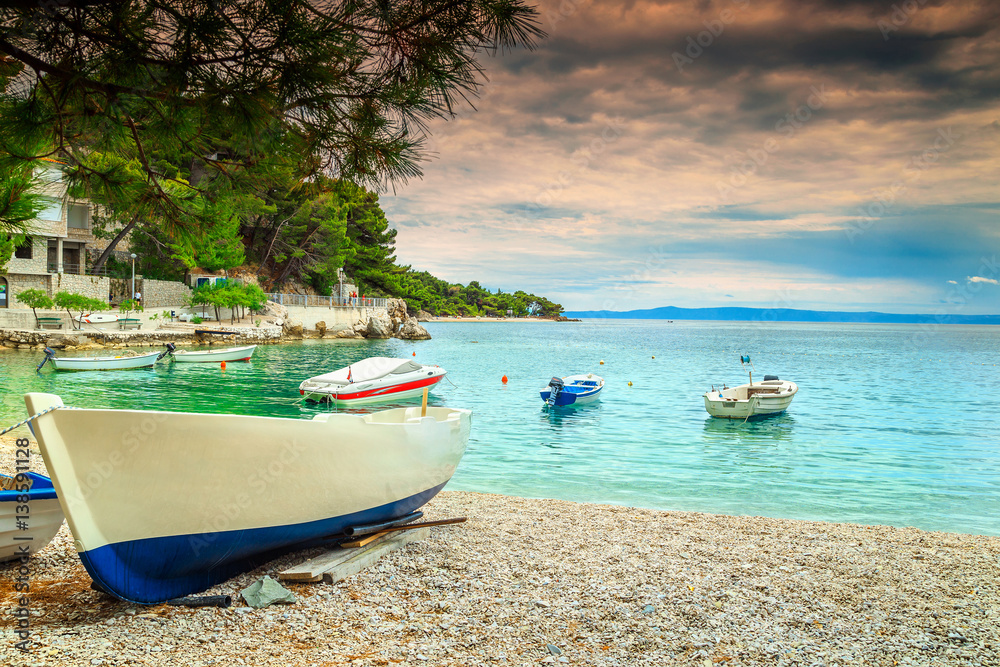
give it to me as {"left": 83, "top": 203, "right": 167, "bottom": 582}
{"left": 380, "top": 0, "right": 1000, "bottom": 314}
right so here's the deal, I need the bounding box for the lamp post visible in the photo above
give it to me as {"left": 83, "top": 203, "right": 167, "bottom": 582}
{"left": 338, "top": 268, "right": 344, "bottom": 307}
{"left": 130, "top": 253, "right": 137, "bottom": 302}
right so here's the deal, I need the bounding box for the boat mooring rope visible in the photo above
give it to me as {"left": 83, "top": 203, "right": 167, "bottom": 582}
{"left": 0, "top": 405, "right": 78, "bottom": 438}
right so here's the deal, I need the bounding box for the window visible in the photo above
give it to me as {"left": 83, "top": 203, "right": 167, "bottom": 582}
{"left": 14, "top": 237, "right": 32, "bottom": 259}
{"left": 68, "top": 204, "right": 89, "bottom": 229}
{"left": 37, "top": 196, "right": 63, "bottom": 222}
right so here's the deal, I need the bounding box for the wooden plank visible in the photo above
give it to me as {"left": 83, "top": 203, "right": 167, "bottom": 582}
{"left": 278, "top": 528, "right": 429, "bottom": 583}
{"left": 323, "top": 528, "right": 430, "bottom": 584}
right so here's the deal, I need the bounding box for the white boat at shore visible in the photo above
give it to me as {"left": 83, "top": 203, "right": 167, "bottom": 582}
{"left": 299, "top": 357, "right": 447, "bottom": 405}
{"left": 1, "top": 472, "right": 65, "bottom": 562}
{"left": 23, "top": 392, "right": 471, "bottom": 604}
{"left": 75, "top": 312, "right": 119, "bottom": 325}
{"left": 164, "top": 343, "right": 257, "bottom": 363}
{"left": 37, "top": 348, "right": 166, "bottom": 371}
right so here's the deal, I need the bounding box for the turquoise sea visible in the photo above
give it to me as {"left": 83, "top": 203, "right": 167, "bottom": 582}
{"left": 2, "top": 320, "right": 998, "bottom": 536}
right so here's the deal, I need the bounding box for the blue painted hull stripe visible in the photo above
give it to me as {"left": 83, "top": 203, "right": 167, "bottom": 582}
{"left": 79, "top": 482, "right": 448, "bottom": 604}
{"left": 0, "top": 472, "right": 57, "bottom": 501}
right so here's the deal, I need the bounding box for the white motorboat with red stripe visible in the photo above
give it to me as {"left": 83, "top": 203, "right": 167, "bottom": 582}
{"left": 299, "top": 357, "right": 447, "bottom": 405}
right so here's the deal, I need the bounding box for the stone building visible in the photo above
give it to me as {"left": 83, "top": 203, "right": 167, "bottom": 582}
{"left": 0, "top": 163, "right": 115, "bottom": 316}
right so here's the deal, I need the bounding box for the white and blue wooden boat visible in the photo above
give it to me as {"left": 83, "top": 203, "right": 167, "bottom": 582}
{"left": 24, "top": 392, "right": 471, "bottom": 604}
{"left": 1, "top": 471, "right": 65, "bottom": 562}
{"left": 540, "top": 374, "right": 604, "bottom": 407}
{"left": 163, "top": 343, "right": 257, "bottom": 363}
{"left": 37, "top": 347, "right": 167, "bottom": 371}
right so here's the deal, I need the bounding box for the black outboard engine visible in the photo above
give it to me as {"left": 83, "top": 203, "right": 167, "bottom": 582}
{"left": 157, "top": 342, "right": 177, "bottom": 361}
{"left": 763, "top": 375, "right": 779, "bottom": 381}
{"left": 545, "top": 377, "right": 565, "bottom": 407}
{"left": 36, "top": 347, "right": 56, "bottom": 372}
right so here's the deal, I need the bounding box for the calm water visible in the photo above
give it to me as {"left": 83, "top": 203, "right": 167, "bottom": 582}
{"left": 2, "top": 320, "right": 998, "bottom": 536}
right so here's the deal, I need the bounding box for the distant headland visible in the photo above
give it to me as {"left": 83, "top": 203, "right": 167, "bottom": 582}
{"left": 562, "top": 306, "right": 1000, "bottom": 325}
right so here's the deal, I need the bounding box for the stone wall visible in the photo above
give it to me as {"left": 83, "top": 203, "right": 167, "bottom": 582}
{"left": 51, "top": 273, "right": 111, "bottom": 301}
{"left": 139, "top": 278, "right": 192, "bottom": 309}
{"left": 4, "top": 273, "right": 50, "bottom": 308}
{"left": 1, "top": 324, "right": 282, "bottom": 350}
{"left": 4, "top": 236, "right": 48, "bottom": 275}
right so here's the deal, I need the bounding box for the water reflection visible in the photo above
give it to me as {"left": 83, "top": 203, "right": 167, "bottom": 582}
{"left": 702, "top": 412, "right": 797, "bottom": 444}
{"left": 539, "top": 402, "right": 602, "bottom": 428}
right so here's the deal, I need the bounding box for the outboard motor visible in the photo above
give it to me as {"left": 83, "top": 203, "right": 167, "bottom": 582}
{"left": 36, "top": 347, "right": 56, "bottom": 372}
{"left": 545, "top": 377, "right": 565, "bottom": 407}
{"left": 157, "top": 342, "right": 177, "bottom": 361}
{"left": 763, "top": 375, "right": 779, "bottom": 381}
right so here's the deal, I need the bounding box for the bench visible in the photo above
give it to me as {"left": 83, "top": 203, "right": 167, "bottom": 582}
{"left": 36, "top": 317, "right": 64, "bottom": 330}
{"left": 119, "top": 318, "right": 142, "bottom": 330}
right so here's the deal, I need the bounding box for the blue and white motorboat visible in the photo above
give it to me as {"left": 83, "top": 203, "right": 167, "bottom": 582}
{"left": 23, "top": 392, "right": 471, "bottom": 604}
{"left": 1, "top": 471, "right": 65, "bottom": 562}
{"left": 540, "top": 374, "right": 604, "bottom": 407}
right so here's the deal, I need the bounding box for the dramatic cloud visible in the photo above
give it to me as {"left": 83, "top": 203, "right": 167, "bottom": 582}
{"left": 382, "top": 0, "right": 1000, "bottom": 313}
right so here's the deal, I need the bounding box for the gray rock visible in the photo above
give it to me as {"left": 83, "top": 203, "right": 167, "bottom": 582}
{"left": 397, "top": 317, "right": 431, "bottom": 340}
{"left": 365, "top": 313, "right": 394, "bottom": 339}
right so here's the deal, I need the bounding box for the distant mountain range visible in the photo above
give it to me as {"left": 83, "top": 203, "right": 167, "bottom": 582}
{"left": 562, "top": 306, "right": 1000, "bottom": 325}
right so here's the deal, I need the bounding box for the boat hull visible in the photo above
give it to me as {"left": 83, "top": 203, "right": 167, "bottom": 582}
{"left": 24, "top": 393, "right": 471, "bottom": 604}
{"left": 50, "top": 351, "right": 162, "bottom": 371}
{"left": 1, "top": 472, "right": 64, "bottom": 562}
{"left": 539, "top": 374, "right": 604, "bottom": 406}
{"left": 169, "top": 345, "right": 257, "bottom": 363}
{"left": 703, "top": 380, "right": 798, "bottom": 419}
{"left": 301, "top": 372, "right": 446, "bottom": 405}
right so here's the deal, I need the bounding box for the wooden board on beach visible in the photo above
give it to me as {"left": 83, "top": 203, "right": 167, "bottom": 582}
{"left": 279, "top": 527, "right": 430, "bottom": 583}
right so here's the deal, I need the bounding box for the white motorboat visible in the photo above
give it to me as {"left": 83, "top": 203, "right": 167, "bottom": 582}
{"left": 540, "top": 373, "right": 604, "bottom": 407}
{"left": 37, "top": 347, "right": 166, "bottom": 371}
{"left": 24, "top": 392, "right": 471, "bottom": 603}
{"left": 704, "top": 356, "right": 798, "bottom": 419}
{"left": 1, "top": 472, "right": 65, "bottom": 562}
{"left": 75, "top": 312, "right": 119, "bottom": 325}
{"left": 164, "top": 343, "right": 257, "bottom": 363}
{"left": 299, "top": 357, "right": 447, "bottom": 405}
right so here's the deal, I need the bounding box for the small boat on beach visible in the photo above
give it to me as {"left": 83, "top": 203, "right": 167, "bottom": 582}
{"left": 703, "top": 355, "right": 798, "bottom": 419}
{"left": 299, "top": 357, "right": 447, "bottom": 405}
{"left": 75, "top": 312, "right": 119, "bottom": 325}
{"left": 163, "top": 343, "right": 257, "bottom": 363}
{"left": 36, "top": 347, "right": 166, "bottom": 371}
{"left": 23, "top": 392, "right": 472, "bottom": 604}
{"left": 1, "top": 471, "right": 65, "bottom": 562}
{"left": 540, "top": 374, "right": 604, "bottom": 407}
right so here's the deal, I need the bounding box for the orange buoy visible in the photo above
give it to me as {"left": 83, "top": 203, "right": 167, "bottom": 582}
{"left": 502, "top": 375, "right": 508, "bottom": 384}
{"left": 221, "top": 361, "right": 227, "bottom": 370}
{"left": 599, "top": 360, "right": 604, "bottom": 365}
{"left": 412, "top": 351, "right": 416, "bottom": 356}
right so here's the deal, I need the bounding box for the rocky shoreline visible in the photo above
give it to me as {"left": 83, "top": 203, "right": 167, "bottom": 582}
{"left": 0, "top": 298, "right": 431, "bottom": 353}
{"left": 1, "top": 437, "right": 998, "bottom": 666}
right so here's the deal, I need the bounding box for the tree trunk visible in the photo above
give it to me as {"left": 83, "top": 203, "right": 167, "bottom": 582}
{"left": 91, "top": 214, "right": 141, "bottom": 274}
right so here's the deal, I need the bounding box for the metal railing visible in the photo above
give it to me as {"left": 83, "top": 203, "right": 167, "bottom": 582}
{"left": 265, "top": 293, "right": 388, "bottom": 309}
{"left": 47, "top": 263, "right": 119, "bottom": 277}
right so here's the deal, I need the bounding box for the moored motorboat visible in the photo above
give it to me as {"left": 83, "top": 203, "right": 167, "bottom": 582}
{"left": 704, "top": 356, "right": 797, "bottom": 419}
{"left": 37, "top": 347, "right": 167, "bottom": 371}
{"left": 164, "top": 343, "right": 257, "bottom": 363}
{"left": 1, "top": 471, "right": 65, "bottom": 562}
{"left": 540, "top": 373, "right": 604, "bottom": 407}
{"left": 299, "top": 357, "right": 447, "bottom": 405}
{"left": 23, "top": 392, "right": 472, "bottom": 604}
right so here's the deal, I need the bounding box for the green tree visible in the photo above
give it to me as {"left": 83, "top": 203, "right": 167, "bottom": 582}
{"left": 54, "top": 291, "right": 107, "bottom": 330}
{"left": 14, "top": 288, "right": 53, "bottom": 322}
{"left": 0, "top": 1, "right": 543, "bottom": 237}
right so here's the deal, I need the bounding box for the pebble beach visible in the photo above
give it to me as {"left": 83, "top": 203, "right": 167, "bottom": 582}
{"left": 2, "top": 435, "right": 998, "bottom": 667}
